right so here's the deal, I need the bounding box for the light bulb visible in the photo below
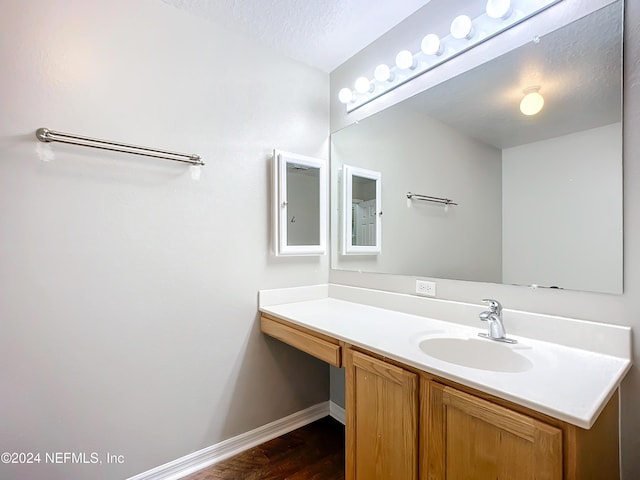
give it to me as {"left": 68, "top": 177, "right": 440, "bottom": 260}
{"left": 520, "top": 87, "right": 544, "bottom": 116}
{"left": 374, "top": 64, "right": 393, "bottom": 82}
{"left": 354, "top": 76, "right": 373, "bottom": 94}
{"left": 338, "top": 87, "right": 354, "bottom": 104}
{"left": 450, "top": 15, "right": 474, "bottom": 39}
{"left": 486, "top": 0, "right": 512, "bottom": 19}
{"left": 395, "top": 50, "right": 416, "bottom": 70}
{"left": 421, "top": 34, "right": 443, "bottom": 56}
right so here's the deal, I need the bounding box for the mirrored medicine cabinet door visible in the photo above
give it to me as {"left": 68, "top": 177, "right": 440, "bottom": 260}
{"left": 272, "top": 150, "right": 327, "bottom": 256}
{"left": 342, "top": 165, "right": 382, "bottom": 255}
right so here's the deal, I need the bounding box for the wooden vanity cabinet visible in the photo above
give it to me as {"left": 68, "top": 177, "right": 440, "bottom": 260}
{"left": 344, "top": 349, "right": 620, "bottom": 480}
{"left": 261, "top": 316, "right": 621, "bottom": 480}
{"left": 423, "top": 380, "right": 562, "bottom": 480}
{"left": 344, "top": 348, "right": 419, "bottom": 480}
{"left": 420, "top": 377, "right": 620, "bottom": 480}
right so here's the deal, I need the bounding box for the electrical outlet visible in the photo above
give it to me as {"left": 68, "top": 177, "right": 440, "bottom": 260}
{"left": 415, "top": 280, "right": 436, "bottom": 297}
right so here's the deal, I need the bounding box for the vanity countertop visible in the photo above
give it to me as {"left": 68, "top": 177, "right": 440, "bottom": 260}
{"left": 259, "top": 286, "right": 631, "bottom": 429}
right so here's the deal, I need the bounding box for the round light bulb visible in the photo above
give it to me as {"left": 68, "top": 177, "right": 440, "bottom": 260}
{"left": 485, "top": 0, "right": 512, "bottom": 19}
{"left": 338, "top": 87, "right": 354, "bottom": 104}
{"left": 354, "top": 76, "right": 372, "bottom": 94}
{"left": 374, "top": 64, "right": 393, "bottom": 82}
{"left": 450, "top": 15, "right": 474, "bottom": 39}
{"left": 520, "top": 88, "right": 544, "bottom": 116}
{"left": 421, "top": 34, "right": 443, "bottom": 56}
{"left": 395, "top": 50, "right": 415, "bottom": 70}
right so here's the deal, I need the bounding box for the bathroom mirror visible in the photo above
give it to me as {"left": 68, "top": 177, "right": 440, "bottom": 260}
{"left": 342, "top": 165, "right": 382, "bottom": 255}
{"left": 331, "top": 1, "right": 623, "bottom": 294}
{"left": 273, "top": 150, "right": 327, "bottom": 256}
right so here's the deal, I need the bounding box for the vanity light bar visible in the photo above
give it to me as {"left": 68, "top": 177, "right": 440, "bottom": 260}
{"left": 338, "top": 0, "right": 562, "bottom": 112}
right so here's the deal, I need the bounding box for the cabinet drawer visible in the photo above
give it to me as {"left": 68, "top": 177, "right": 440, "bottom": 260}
{"left": 261, "top": 315, "right": 341, "bottom": 367}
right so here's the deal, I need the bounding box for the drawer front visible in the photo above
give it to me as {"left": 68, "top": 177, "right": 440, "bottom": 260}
{"left": 261, "top": 315, "right": 341, "bottom": 367}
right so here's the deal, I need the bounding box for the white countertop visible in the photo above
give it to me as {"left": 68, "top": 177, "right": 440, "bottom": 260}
{"left": 259, "top": 286, "right": 632, "bottom": 429}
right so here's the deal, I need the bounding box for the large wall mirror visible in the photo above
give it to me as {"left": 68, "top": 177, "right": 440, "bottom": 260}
{"left": 330, "top": 1, "right": 623, "bottom": 294}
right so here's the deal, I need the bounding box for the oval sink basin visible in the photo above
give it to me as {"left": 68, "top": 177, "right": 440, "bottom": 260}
{"left": 418, "top": 337, "right": 533, "bottom": 373}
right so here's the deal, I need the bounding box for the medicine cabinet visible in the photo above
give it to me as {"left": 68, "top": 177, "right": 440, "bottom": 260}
{"left": 342, "top": 165, "right": 382, "bottom": 255}
{"left": 272, "top": 150, "right": 327, "bottom": 256}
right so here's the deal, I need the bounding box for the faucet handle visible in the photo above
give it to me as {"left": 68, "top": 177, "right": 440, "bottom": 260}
{"left": 482, "top": 299, "right": 502, "bottom": 315}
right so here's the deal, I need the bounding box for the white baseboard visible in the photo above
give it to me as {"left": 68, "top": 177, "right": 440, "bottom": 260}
{"left": 329, "top": 401, "right": 346, "bottom": 425}
{"left": 127, "top": 401, "right": 330, "bottom": 480}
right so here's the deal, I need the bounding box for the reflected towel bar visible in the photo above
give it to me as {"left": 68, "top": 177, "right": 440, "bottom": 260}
{"left": 35, "top": 128, "right": 204, "bottom": 166}
{"left": 407, "top": 192, "right": 458, "bottom": 206}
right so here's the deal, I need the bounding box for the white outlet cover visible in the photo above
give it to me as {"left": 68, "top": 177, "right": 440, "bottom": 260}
{"left": 416, "top": 280, "right": 436, "bottom": 297}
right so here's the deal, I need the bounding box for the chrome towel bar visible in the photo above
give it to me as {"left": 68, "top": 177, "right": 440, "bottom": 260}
{"left": 36, "top": 128, "right": 204, "bottom": 166}
{"left": 406, "top": 192, "right": 458, "bottom": 206}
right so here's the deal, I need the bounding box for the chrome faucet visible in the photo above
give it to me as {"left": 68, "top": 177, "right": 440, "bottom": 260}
{"left": 478, "top": 299, "right": 517, "bottom": 344}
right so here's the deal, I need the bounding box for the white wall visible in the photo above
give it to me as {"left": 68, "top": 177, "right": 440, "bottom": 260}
{"left": 0, "top": 1, "right": 329, "bottom": 479}
{"left": 503, "top": 123, "right": 623, "bottom": 293}
{"left": 331, "top": 105, "right": 502, "bottom": 282}
{"left": 329, "top": 0, "right": 640, "bottom": 478}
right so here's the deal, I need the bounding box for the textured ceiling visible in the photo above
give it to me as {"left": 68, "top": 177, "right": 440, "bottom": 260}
{"left": 161, "top": 0, "right": 433, "bottom": 72}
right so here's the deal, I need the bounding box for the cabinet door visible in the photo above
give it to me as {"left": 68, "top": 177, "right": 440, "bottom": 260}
{"left": 345, "top": 349, "right": 418, "bottom": 480}
{"left": 425, "top": 381, "right": 562, "bottom": 480}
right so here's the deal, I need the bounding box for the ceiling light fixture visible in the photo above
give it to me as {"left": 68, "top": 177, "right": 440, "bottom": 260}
{"left": 519, "top": 86, "right": 544, "bottom": 115}
{"left": 337, "top": 0, "right": 561, "bottom": 112}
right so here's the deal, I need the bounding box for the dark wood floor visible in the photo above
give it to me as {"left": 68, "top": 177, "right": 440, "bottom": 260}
{"left": 182, "top": 416, "right": 345, "bottom": 480}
